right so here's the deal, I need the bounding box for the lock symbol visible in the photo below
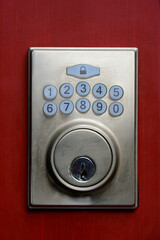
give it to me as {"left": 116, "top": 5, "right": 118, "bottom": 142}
{"left": 80, "top": 66, "right": 87, "bottom": 75}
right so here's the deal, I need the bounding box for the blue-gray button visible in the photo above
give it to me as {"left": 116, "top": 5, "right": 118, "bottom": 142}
{"left": 76, "top": 98, "right": 90, "bottom": 113}
{"left": 76, "top": 81, "right": 90, "bottom": 96}
{"left": 109, "top": 85, "right": 124, "bottom": 100}
{"left": 60, "top": 100, "right": 74, "bottom": 114}
{"left": 92, "top": 100, "right": 107, "bottom": 115}
{"left": 109, "top": 102, "right": 123, "bottom": 117}
{"left": 60, "top": 83, "right": 74, "bottom": 98}
{"left": 66, "top": 64, "right": 100, "bottom": 79}
{"left": 43, "top": 102, "right": 57, "bottom": 116}
{"left": 93, "top": 83, "right": 107, "bottom": 98}
{"left": 43, "top": 85, "right": 57, "bottom": 100}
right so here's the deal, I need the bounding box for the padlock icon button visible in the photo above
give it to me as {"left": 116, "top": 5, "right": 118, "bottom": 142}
{"left": 80, "top": 66, "right": 87, "bottom": 75}
{"left": 66, "top": 64, "right": 100, "bottom": 78}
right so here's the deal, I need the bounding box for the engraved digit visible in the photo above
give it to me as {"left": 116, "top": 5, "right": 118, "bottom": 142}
{"left": 113, "top": 88, "right": 119, "bottom": 97}
{"left": 64, "top": 102, "right": 69, "bottom": 111}
{"left": 97, "top": 102, "right": 102, "bottom": 111}
{"left": 80, "top": 84, "right": 87, "bottom": 93}
{"left": 48, "top": 87, "right": 52, "bottom": 96}
{"left": 64, "top": 85, "right": 70, "bottom": 94}
{"left": 47, "top": 104, "right": 53, "bottom": 113}
{"left": 96, "top": 86, "right": 102, "bottom": 95}
{"left": 113, "top": 104, "right": 119, "bottom": 113}
{"left": 80, "top": 100, "right": 86, "bottom": 109}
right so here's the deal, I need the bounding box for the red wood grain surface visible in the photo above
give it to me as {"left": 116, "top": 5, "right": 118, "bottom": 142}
{"left": 0, "top": 0, "right": 159, "bottom": 239}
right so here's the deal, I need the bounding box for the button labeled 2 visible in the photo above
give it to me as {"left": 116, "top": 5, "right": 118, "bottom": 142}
{"left": 60, "top": 83, "right": 74, "bottom": 98}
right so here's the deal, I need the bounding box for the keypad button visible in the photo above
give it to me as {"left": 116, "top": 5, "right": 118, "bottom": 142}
{"left": 60, "top": 100, "right": 74, "bottom": 114}
{"left": 109, "top": 102, "right": 123, "bottom": 117}
{"left": 60, "top": 83, "right": 74, "bottom": 98}
{"left": 92, "top": 100, "right": 107, "bottom": 115}
{"left": 76, "top": 98, "right": 90, "bottom": 113}
{"left": 43, "top": 85, "right": 57, "bottom": 100}
{"left": 43, "top": 102, "right": 57, "bottom": 116}
{"left": 76, "top": 81, "right": 90, "bottom": 96}
{"left": 92, "top": 83, "right": 107, "bottom": 98}
{"left": 109, "top": 85, "right": 124, "bottom": 100}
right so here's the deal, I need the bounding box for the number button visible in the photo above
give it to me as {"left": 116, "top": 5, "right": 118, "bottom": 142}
{"left": 76, "top": 98, "right": 90, "bottom": 113}
{"left": 92, "top": 83, "right": 107, "bottom": 98}
{"left": 109, "top": 85, "right": 124, "bottom": 100}
{"left": 60, "top": 83, "right": 74, "bottom": 98}
{"left": 109, "top": 102, "right": 123, "bottom": 117}
{"left": 43, "top": 85, "right": 57, "bottom": 100}
{"left": 92, "top": 100, "right": 107, "bottom": 115}
{"left": 60, "top": 100, "right": 74, "bottom": 114}
{"left": 76, "top": 81, "right": 90, "bottom": 96}
{"left": 43, "top": 102, "right": 57, "bottom": 116}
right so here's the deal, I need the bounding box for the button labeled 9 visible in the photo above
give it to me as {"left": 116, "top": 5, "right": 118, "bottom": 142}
{"left": 92, "top": 100, "right": 107, "bottom": 115}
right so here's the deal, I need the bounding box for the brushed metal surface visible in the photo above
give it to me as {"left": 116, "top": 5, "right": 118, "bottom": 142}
{"left": 28, "top": 47, "right": 138, "bottom": 209}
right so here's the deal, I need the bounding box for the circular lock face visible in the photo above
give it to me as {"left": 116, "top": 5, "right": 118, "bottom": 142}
{"left": 49, "top": 128, "right": 116, "bottom": 191}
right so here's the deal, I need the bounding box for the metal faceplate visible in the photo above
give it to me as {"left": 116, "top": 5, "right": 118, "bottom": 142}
{"left": 28, "top": 47, "right": 138, "bottom": 209}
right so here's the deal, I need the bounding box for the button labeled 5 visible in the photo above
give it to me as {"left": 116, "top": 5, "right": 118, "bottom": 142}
{"left": 109, "top": 85, "right": 123, "bottom": 100}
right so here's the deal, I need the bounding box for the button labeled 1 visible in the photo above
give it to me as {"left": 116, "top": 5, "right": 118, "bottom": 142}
{"left": 43, "top": 85, "right": 57, "bottom": 100}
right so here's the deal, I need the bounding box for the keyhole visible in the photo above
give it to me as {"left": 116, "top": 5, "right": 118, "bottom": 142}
{"left": 70, "top": 156, "right": 96, "bottom": 181}
{"left": 79, "top": 163, "right": 85, "bottom": 180}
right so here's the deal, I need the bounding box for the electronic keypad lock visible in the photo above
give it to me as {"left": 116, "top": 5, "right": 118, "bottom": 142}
{"left": 28, "top": 47, "right": 138, "bottom": 209}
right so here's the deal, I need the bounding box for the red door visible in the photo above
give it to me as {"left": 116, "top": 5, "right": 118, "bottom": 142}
{"left": 0, "top": 0, "right": 159, "bottom": 239}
